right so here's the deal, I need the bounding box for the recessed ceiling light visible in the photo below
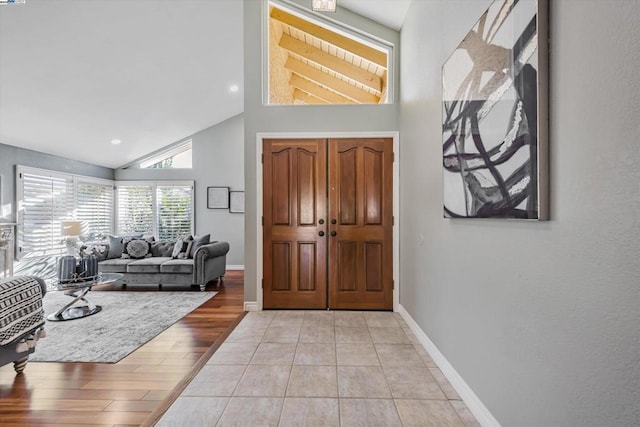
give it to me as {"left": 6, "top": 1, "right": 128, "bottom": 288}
{"left": 229, "top": 84, "right": 239, "bottom": 93}
{"left": 111, "top": 139, "right": 122, "bottom": 145}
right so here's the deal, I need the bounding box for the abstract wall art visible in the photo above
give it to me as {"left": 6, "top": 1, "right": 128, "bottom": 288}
{"left": 442, "top": 0, "right": 548, "bottom": 219}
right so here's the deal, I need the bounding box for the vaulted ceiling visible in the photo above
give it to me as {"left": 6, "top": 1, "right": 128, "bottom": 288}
{"left": 0, "top": 0, "right": 409, "bottom": 168}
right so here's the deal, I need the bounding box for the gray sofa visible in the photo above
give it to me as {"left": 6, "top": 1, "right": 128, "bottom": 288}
{"left": 0, "top": 276, "right": 47, "bottom": 373}
{"left": 97, "top": 240, "right": 230, "bottom": 291}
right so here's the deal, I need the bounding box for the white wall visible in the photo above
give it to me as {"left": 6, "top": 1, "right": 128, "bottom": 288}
{"left": 243, "top": 0, "right": 400, "bottom": 302}
{"left": 399, "top": 0, "right": 640, "bottom": 426}
{"left": 116, "top": 114, "right": 245, "bottom": 267}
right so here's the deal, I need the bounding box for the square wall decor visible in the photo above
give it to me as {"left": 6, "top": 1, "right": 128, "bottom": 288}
{"left": 442, "top": 0, "right": 548, "bottom": 219}
{"left": 207, "top": 187, "right": 230, "bottom": 209}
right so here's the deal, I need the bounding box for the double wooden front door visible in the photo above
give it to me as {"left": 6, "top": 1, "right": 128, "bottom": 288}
{"left": 263, "top": 138, "right": 393, "bottom": 310}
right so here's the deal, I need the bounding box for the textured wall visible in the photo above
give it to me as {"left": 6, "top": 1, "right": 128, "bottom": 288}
{"left": 115, "top": 114, "right": 245, "bottom": 266}
{"left": 399, "top": 0, "right": 640, "bottom": 425}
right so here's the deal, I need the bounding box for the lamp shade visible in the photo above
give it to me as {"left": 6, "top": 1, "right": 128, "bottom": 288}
{"left": 61, "top": 220, "right": 85, "bottom": 236}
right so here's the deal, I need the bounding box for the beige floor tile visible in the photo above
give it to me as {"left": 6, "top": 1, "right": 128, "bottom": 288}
{"left": 262, "top": 325, "right": 301, "bottom": 343}
{"left": 241, "top": 311, "right": 276, "bottom": 328}
{"left": 402, "top": 326, "right": 422, "bottom": 344}
{"left": 217, "top": 397, "right": 283, "bottom": 427}
{"left": 182, "top": 365, "right": 246, "bottom": 397}
{"left": 334, "top": 311, "right": 366, "bottom": 327}
{"left": 375, "top": 344, "right": 425, "bottom": 367}
{"left": 336, "top": 343, "right": 380, "bottom": 366}
{"left": 393, "top": 312, "right": 408, "bottom": 327}
{"left": 383, "top": 366, "right": 446, "bottom": 399}
{"left": 337, "top": 366, "right": 391, "bottom": 398}
{"left": 413, "top": 343, "right": 438, "bottom": 367}
{"left": 270, "top": 311, "right": 305, "bottom": 327}
{"left": 335, "top": 326, "right": 371, "bottom": 343}
{"left": 294, "top": 343, "right": 337, "bottom": 365}
{"left": 450, "top": 400, "right": 481, "bottom": 427}
{"left": 156, "top": 396, "right": 228, "bottom": 426}
{"left": 364, "top": 311, "right": 400, "bottom": 327}
{"left": 207, "top": 342, "right": 258, "bottom": 365}
{"left": 234, "top": 365, "right": 291, "bottom": 397}
{"left": 225, "top": 326, "right": 267, "bottom": 343}
{"left": 369, "top": 326, "right": 411, "bottom": 344}
{"left": 299, "top": 324, "right": 335, "bottom": 343}
{"left": 286, "top": 365, "right": 338, "bottom": 397}
{"left": 303, "top": 310, "right": 335, "bottom": 326}
{"left": 250, "top": 342, "right": 297, "bottom": 365}
{"left": 429, "top": 367, "right": 461, "bottom": 400}
{"left": 279, "top": 398, "right": 339, "bottom": 427}
{"left": 395, "top": 399, "right": 464, "bottom": 427}
{"left": 339, "top": 398, "right": 402, "bottom": 426}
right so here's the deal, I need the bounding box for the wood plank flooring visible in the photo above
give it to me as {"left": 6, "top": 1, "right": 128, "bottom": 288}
{"left": 0, "top": 271, "right": 245, "bottom": 426}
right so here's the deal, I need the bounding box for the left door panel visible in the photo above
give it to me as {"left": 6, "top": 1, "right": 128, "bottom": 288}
{"left": 263, "top": 139, "right": 327, "bottom": 309}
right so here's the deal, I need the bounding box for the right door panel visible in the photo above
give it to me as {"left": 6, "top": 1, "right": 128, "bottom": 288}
{"left": 328, "top": 138, "right": 393, "bottom": 310}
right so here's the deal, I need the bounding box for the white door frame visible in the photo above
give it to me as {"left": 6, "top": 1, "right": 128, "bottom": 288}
{"left": 255, "top": 131, "right": 400, "bottom": 311}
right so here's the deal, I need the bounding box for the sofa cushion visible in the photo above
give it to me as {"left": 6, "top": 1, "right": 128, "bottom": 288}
{"left": 150, "top": 240, "right": 176, "bottom": 257}
{"left": 99, "top": 258, "right": 136, "bottom": 273}
{"left": 190, "top": 234, "right": 210, "bottom": 258}
{"left": 127, "top": 257, "right": 172, "bottom": 273}
{"left": 160, "top": 259, "right": 194, "bottom": 274}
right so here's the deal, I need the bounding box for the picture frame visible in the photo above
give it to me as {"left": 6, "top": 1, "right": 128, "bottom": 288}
{"left": 229, "top": 191, "right": 244, "bottom": 213}
{"left": 207, "top": 186, "right": 230, "bottom": 209}
{"left": 441, "top": 0, "right": 548, "bottom": 220}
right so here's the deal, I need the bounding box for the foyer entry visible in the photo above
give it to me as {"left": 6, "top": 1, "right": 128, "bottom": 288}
{"left": 263, "top": 138, "right": 393, "bottom": 310}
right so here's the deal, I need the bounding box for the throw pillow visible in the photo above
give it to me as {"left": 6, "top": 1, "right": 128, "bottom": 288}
{"left": 171, "top": 238, "right": 185, "bottom": 258}
{"left": 172, "top": 236, "right": 194, "bottom": 259}
{"left": 179, "top": 240, "right": 194, "bottom": 259}
{"left": 122, "top": 237, "right": 153, "bottom": 259}
{"left": 107, "top": 234, "right": 142, "bottom": 259}
{"left": 107, "top": 235, "right": 124, "bottom": 259}
{"left": 189, "top": 234, "right": 210, "bottom": 258}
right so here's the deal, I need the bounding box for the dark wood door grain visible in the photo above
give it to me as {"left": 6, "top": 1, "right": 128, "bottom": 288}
{"left": 328, "top": 138, "right": 393, "bottom": 310}
{"left": 263, "top": 139, "right": 327, "bottom": 309}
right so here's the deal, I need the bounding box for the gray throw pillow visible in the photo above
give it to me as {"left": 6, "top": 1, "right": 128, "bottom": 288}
{"left": 107, "top": 234, "right": 143, "bottom": 259}
{"left": 189, "top": 234, "right": 210, "bottom": 258}
{"left": 107, "top": 235, "right": 124, "bottom": 259}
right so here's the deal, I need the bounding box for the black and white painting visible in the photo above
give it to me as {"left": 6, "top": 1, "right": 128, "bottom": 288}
{"left": 442, "top": 0, "right": 548, "bottom": 219}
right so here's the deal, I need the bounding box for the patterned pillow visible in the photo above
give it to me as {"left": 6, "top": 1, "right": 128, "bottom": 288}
{"left": 172, "top": 236, "right": 194, "bottom": 259}
{"left": 122, "top": 237, "right": 153, "bottom": 259}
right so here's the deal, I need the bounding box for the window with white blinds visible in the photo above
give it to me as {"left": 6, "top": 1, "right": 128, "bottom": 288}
{"left": 77, "top": 180, "right": 114, "bottom": 236}
{"left": 116, "top": 185, "right": 154, "bottom": 236}
{"left": 18, "top": 169, "right": 75, "bottom": 257}
{"left": 116, "top": 181, "right": 193, "bottom": 239}
{"left": 157, "top": 185, "right": 193, "bottom": 239}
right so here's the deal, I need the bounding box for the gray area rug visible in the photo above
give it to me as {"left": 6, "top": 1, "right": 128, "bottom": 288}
{"left": 31, "top": 291, "right": 216, "bottom": 363}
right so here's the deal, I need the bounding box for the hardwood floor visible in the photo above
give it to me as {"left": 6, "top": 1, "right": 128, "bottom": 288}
{"left": 0, "top": 271, "right": 245, "bottom": 426}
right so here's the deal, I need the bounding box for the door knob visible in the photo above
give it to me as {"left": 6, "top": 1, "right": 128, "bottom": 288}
{"left": 331, "top": 219, "right": 337, "bottom": 224}
{"left": 319, "top": 231, "right": 325, "bottom": 237}
{"left": 330, "top": 231, "right": 337, "bottom": 237}
{"left": 319, "top": 219, "right": 325, "bottom": 224}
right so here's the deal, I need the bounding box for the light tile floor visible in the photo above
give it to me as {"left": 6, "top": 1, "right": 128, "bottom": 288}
{"left": 157, "top": 311, "right": 481, "bottom": 427}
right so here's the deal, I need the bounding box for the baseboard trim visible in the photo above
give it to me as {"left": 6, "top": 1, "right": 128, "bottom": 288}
{"left": 243, "top": 301, "right": 259, "bottom": 311}
{"left": 226, "top": 265, "right": 245, "bottom": 271}
{"left": 397, "top": 304, "right": 501, "bottom": 427}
